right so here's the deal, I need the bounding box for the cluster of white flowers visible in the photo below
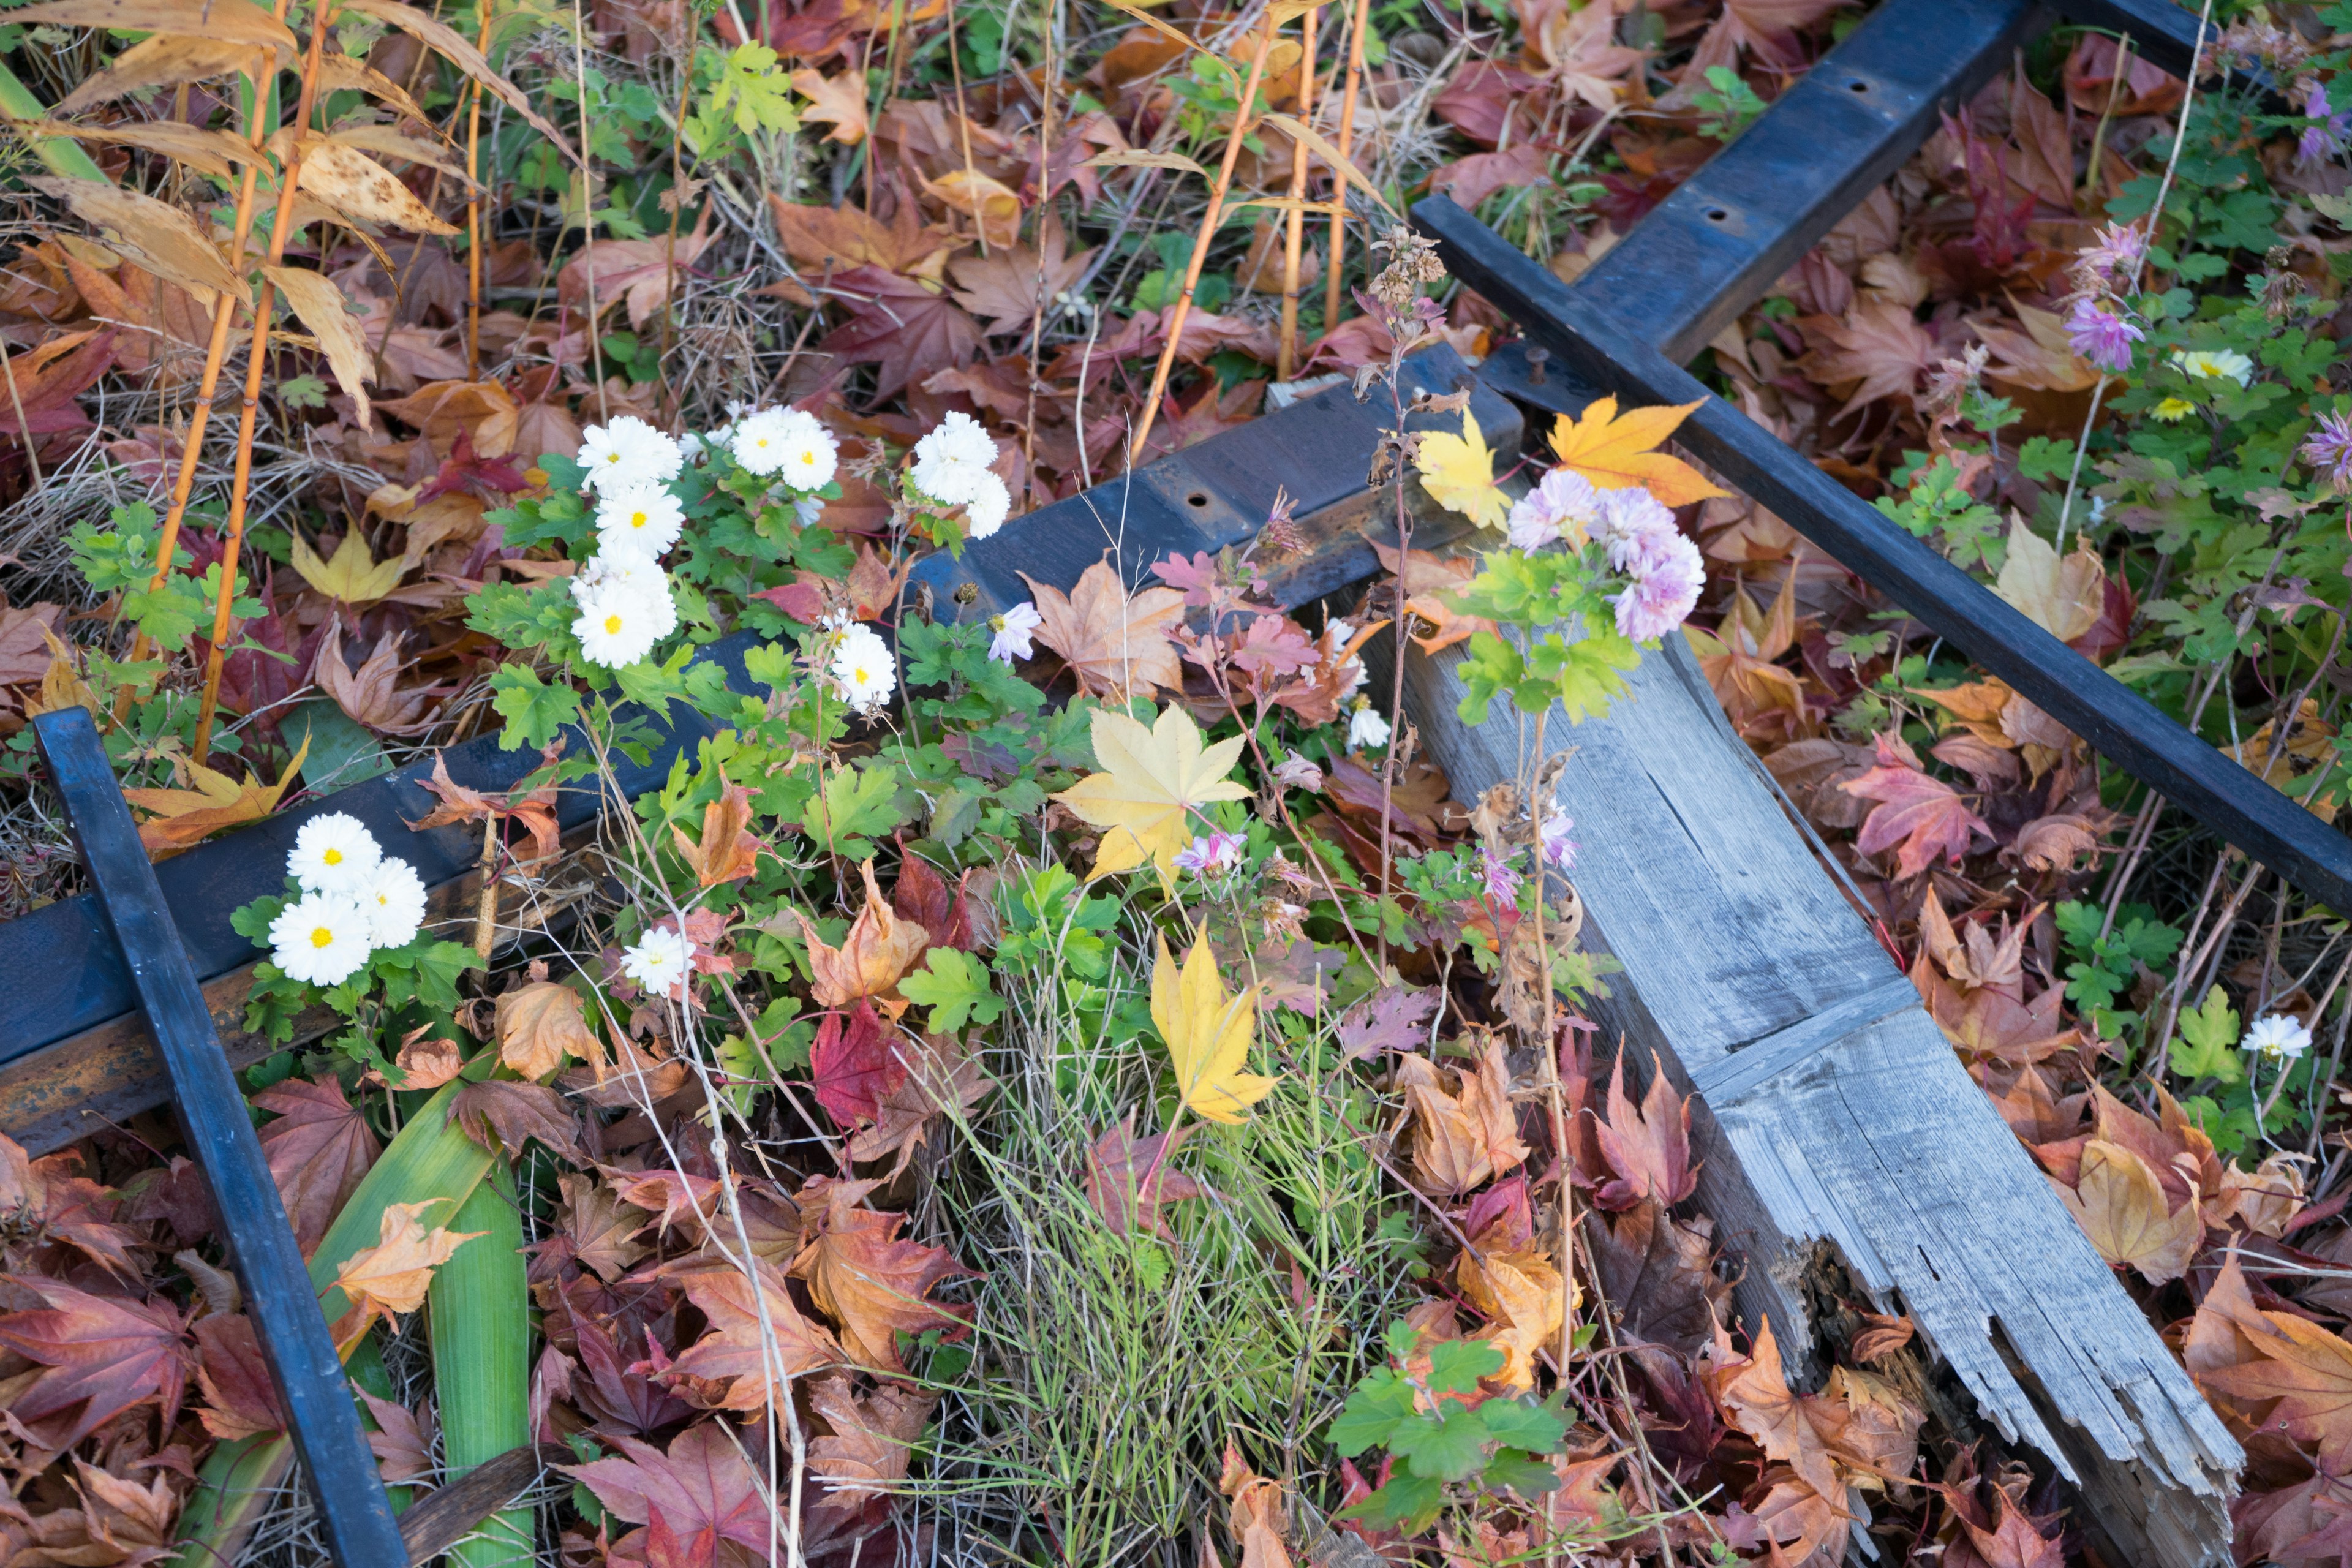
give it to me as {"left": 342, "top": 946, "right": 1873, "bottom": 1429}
{"left": 571, "top": 417, "right": 687, "bottom": 669}
{"left": 1590, "top": 484, "right": 1703, "bottom": 643}
{"left": 267, "top": 813, "right": 426, "bottom": 987}
{"left": 732, "top": 405, "right": 839, "bottom": 490}
{"left": 910, "top": 412, "right": 1012, "bottom": 541}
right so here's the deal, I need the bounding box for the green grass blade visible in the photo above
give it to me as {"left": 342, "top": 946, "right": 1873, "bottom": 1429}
{"left": 0, "top": 61, "right": 110, "bottom": 181}
{"left": 429, "top": 1162, "right": 533, "bottom": 1568}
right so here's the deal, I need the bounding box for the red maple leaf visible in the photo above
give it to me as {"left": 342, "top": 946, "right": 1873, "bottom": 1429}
{"left": 820, "top": 265, "right": 981, "bottom": 401}
{"left": 811, "top": 1001, "right": 905, "bottom": 1129}
{"left": 1084, "top": 1114, "right": 1204, "bottom": 1242}
{"left": 1839, "top": 731, "right": 1991, "bottom": 879}
{"left": 1591, "top": 1054, "right": 1698, "bottom": 1211}
{"left": 564, "top": 1423, "right": 772, "bottom": 1568}
{"left": 254, "top": 1075, "right": 380, "bottom": 1259}
{"left": 0, "top": 1281, "right": 192, "bottom": 1450}
{"left": 890, "top": 853, "right": 974, "bottom": 953}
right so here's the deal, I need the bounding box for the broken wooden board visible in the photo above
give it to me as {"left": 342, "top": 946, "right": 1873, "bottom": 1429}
{"left": 1396, "top": 630, "right": 2241, "bottom": 1568}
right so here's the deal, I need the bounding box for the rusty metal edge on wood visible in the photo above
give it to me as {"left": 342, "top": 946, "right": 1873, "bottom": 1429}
{"left": 32, "top": 707, "right": 407, "bottom": 1568}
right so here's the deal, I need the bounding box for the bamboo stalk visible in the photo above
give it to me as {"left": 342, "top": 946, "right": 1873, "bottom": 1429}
{"left": 1321, "top": 0, "right": 1371, "bottom": 333}
{"left": 1125, "top": 15, "right": 1282, "bottom": 466}
{"left": 1276, "top": 1, "right": 1315, "bottom": 379}
{"left": 192, "top": 4, "right": 337, "bottom": 763}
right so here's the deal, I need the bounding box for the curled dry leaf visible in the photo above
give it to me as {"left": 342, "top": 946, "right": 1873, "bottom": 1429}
{"left": 123, "top": 733, "right": 307, "bottom": 858}
{"left": 1218, "top": 1443, "right": 1295, "bottom": 1568}
{"left": 7, "top": 0, "right": 293, "bottom": 51}
{"left": 1393, "top": 1037, "right": 1527, "bottom": 1195}
{"left": 336, "top": 0, "right": 579, "bottom": 164}
{"left": 808, "top": 1376, "right": 935, "bottom": 1499}
{"left": 795, "top": 860, "right": 930, "bottom": 1015}
{"left": 665, "top": 1263, "right": 845, "bottom": 1409}
{"left": 1994, "top": 516, "right": 2105, "bottom": 642}
{"left": 673, "top": 780, "right": 769, "bottom": 887}
{"left": 265, "top": 265, "right": 374, "bottom": 425}
{"left": 1457, "top": 1223, "right": 1569, "bottom": 1396}
{"left": 2056, "top": 1139, "right": 2203, "bottom": 1284}
{"left": 296, "top": 138, "right": 461, "bottom": 235}
{"left": 56, "top": 36, "right": 273, "bottom": 115}
{"left": 333, "top": 1199, "right": 484, "bottom": 1335}
{"left": 31, "top": 178, "right": 244, "bottom": 306}
{"left": 789, "top": 1177, "right": 974, "bottom": 1376}
{"left": 496, "top": 979, "right": 605, "bottom": 1080}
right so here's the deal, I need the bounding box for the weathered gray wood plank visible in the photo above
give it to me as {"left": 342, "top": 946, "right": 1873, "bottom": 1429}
{"left": 1396, "top": 628, "right": 2241, "bottom": 1568}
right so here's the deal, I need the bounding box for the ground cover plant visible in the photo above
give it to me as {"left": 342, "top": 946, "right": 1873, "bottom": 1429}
{"left": 4, "top": 0, "right": 2352, "bottom": 1562}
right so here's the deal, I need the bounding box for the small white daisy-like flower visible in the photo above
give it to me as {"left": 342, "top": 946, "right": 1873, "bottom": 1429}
{"left": 289, "top": 812, "right": 382, "bottom": 897}
{"left": 963, "top": 471, "right": 1012, "bottom": 540}
{"left": 360, "top": 858, "right": 428, "bottom": 948}
{"left": 2244, "top": 1012, "right": 2313, "bottom": 1061}
{"left": 775, "top": 409, "right": 839, "bottom": 491}
{"left": 1348, "top": 698, "right": 1391, "bottom": 751}
{"left": 731, "top": 407, "right": 797, "bottom": 477}
{"left": 829, "top": 623, "right": 898, "bottom": 716}
{"left": 2172, "top": 348, "right": 2255, "bottom": 386}
{"left": 622, "top": 927, "right": 694, "bottom": 1000}
{"left": 910, "top": 410, "right": 998, "bottom": 506}
{"left": 269, "top": 892, "right": 375, "bottom": 987}
{"left": 576, "top": 416, "right": 682, "bottom": 492}
{"left": 595, "top": 484, "right": 685, "bottom": 562}
{"left": 571, "top": 575, "right": 674, "bottom": 669}
{"left": 989, "top": 601, "right": 1042, "bottom": 664}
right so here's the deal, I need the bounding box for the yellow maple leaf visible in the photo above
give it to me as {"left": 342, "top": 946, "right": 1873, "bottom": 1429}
{"left": 121, "top": 732, "right": 310, "bottom": 860}
{"left": 1152, "top": 924, "right": 1276, "bottom": 1125}
{"left": 331, "top": 1199, "right": 484, "bottom": 1344}
{"left": 1547, "top": 396, "right": 1728, "bottom": 507}
{"left": 292, "top": 529, "right": 406, "bottom": 604}
{"left": 1051, "top": 704, "right": 1250, "bottom": 881}
{"left": 1414, "top": 410, "right": 1512, "bottom": 530}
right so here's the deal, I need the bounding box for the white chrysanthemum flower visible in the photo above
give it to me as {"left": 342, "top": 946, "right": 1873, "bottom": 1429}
{"left": 595, "top": 484, "right": 685, "bottom": 562}
{"left": 622, "top": 927, "right": 694, "bottom": 1000}
{"left": 360, "top": 858, "right": 428, "bottom": 948}
{"left": 576, "top": 416, "right": 682, "bottom": 492}
{"left": 776, "top": 409, "right": 839, "bottom": 491}
{"left": 963, "top": 471, "right": 1012, "bottom": 540}
{"left": 830, "top": 623, "right": 897, "bottom": 716}
{"left": 910, "top": 410, "right": 998, "bottom": 506}
{"left": 2172, "top": 348, "right": 2255, "bottom": 386}
{"left": 731, "top": 407, "right": 797, "bottom": 477}
{"left": 571, "top": 575, "right": 674, "bottom": 668}
{"left": 289, "top": 812, "right": 382, "bottom": 897}
{"left": 1348, "top": 698, "right": 1390, "bottom": 751}
{"left": 2244, "top": 1012, "right": 2313, "bottom": 1061}
{"left": 1591, "top": 484, "right": 1679, "bottom": 571}
{"left": 269, "top": 892, "right": 375, "bottom": 987}
{"left": 990, "top": 602, "right": 1042, "bottom": 664}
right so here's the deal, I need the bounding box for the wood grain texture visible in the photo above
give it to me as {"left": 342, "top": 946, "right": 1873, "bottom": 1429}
{"left": 1397, "top": 628, "right": 2241, "bottom": 1568}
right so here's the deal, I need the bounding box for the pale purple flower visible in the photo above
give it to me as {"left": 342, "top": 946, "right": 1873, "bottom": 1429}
{"left": 1610, "top": 530, "right": 1705, "bottom": 642}
{"left": 1173, "top": 830, "right": 1245, "bottom": 876}
{"left": 1506, "top": 466, "right": 1605, "bottom": 552}
{"left": 1591, "top": 484, "right": 1679, "bottom": 571}
{"left": 2078, "top": 221, "right": 2147, "bottom": 279}
{"left": 1273, "top": 750, "right": 1324, "bottom": 791}
{"left": 1479, "top": 844, "right": 1520, "bottom": 913}
{"left": 1540, "top": 810, "right": 1578, "bottom": 870}
{"left": 2300, "top": 78, "right": 2350, "bottom": 166}
{"left": 989, "top": 601, "right": 1042, "bottom": 663}
{"left": 2065, "top": 298, "right": 2143, "bottom": 374}
{"left": 2303, "top": 411, "right": 2352, "bottom": 492}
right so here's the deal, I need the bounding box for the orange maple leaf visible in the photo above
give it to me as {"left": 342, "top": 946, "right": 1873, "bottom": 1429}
{"left": 1547, "top": 396, "right": 1727, "bottom": 507}
{"left": 1839, "top": 731, "right": 1989, "bottom": 879}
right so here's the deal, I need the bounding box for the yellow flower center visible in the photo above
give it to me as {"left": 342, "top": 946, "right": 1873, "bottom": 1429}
{"left": 310, "top": 927, "right": 334, "bottom": 948}
{"left": 853, "top": 666, "right": 870, "bottom": 683}
{"left": 630, "top": 511, "right": 649, "bottom": 528}
{"left": 604, "top": 614, "right": 624, "bottom": 635}
{"left": 323, "top": 848, "right": 343, "bottom": 865}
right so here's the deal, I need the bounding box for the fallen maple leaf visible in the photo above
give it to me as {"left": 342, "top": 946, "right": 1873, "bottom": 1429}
{"left": 788, "top": 1177, "right": 973, "bottom": 1375}
{"left": 544, "top": 1171, "right": 652, "bottom": 1284}
{"left": 1414, "top": 409, "right": 1512, "bottom": 530}
{"left": 1591, "top": 1054, "right": 1697, "bottom": 1210}
{"left": 2056, "top": 1139, "right": 2203, "bottom": 1284}
{"left": 495, "top": 979, "right": 605, "bottom": 1080}
{"left": 1994, "top": 516, "right": 2105, "bottom": 642}
{"left": 1370, "top": 543, "right": 1496, "bottom": 656}
{"left": 333, "top": 1199, "right": 484, "bottom": 1340}
{"left": 1335, "top": 983, "right": 1439, "bottom": 1061}
{"left": 1017, "top": 559, "right": 1186, "bottom": 701}
{"left": 790, "top": 67, "right": 867, "bottom": 144}
{"left": 811, "top": 999, "right": 905, "bottom": 1129}
{"left": 794, "top": 859, "right": 930, "bottom": 1015}
{"left": 122, "top": 732, "right": 309, "bottom": 858}
{"left": 665, "top": 1262, "right": 845, "bottom": 1409}
{"left": 820, "top": 264, "right": 982, "bottom": 399}
{"left": 450, "top": 1080, "right": 583, "bottom": 1163}
{"left": 1458, "top": 1223, "right": 1570, "bottom": 1396}
{"left": 845, "top": 1028, "right": 988, "bottom": 1175}
{"left": 252, "top": 1074, "right": 380, "bottom": 1258}
{"left": 673, "top": 779, "right": 769, "bottom": 886}
{"left": 1798, "top": 297, "right": 1939, "bottom": 418}
{"left": 1219, "top": 1443, "right": 1295, "bottom": 1568}
{"left": 193, "top": 1313, "right": 284, "bottom": 1440}
{"left": 1392, "top": 1038, "right": 1526, "bottom": 1194}
{"left": 565, "top": 1423, "right": 774, "bottom": 1568}
{"left": 1840, "top": 731, "right": 1990, "bottom": 879}
{"left": 1052, "top": 703, "right": 1251, "bottom": 881}
{"left": 1152, "top": 924, "right": 1278, "bottom": 1126}
{"left": 291, "top": 529, "right": 405, "bottom": 604}
{"left": 1085, "top": 1114, "right": 1204, "bottom": 1240}
{"left": 807, "top": 1375, "right": 935, "bottom": 1499}
{"left": 949, "top": 217, "right": 1092, "bottom": 337}
{"left": 1547, "top": 396, "right": 1727, "bottom": 507}
{"left": 0, "top": 1282, "right": 191, "bottom": 1452}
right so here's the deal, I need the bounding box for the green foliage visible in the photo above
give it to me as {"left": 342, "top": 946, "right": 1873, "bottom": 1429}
{"left": 1689, "top": 65, "right": 1766, "bottom": 141}
{"left": 2169, "top": 985, "right": 2244, "bottom": 1085}
{"left": 1329, "top": 1328, "right": 1568, "bottom": 1536}
{"left": 900, "top": 948, "right": 1001, "bottom": 1032}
